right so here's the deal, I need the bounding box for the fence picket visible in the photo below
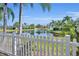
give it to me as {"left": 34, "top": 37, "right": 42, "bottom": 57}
{"left": 65, "top": 35, "right": 70, "bottom": 56}
{"left": 56, "top": 38, "right": 58, "bottom": 56}
{"left": 23, "top": 34, "right": 27, "bottom": 56}
{"left": 72, "top": 39, "right": 76, "bottom": 56}
{"left": 60, "top": 39, "right": 64, "bottom": 56}
{"left": 36, "top": 36, "right": 39, "bottom": 56}
{"left": 25, "top": 34, "right": 28, "bottom": 56}
{"left": 21, "top": 45, "right": 23, "bottom": 56}
{"left": 22, "top": 45, "right": 25, "bottom": 56}
{"left": 47, "top": 35, "right": 50, "bottom": 56}
{"left": 40, "top": 36, "right": 42, "bottom": 56}
{"left": 27, "top": 35, "right": 30, "bottom": 56}
{"left": 51, "top": 34, "right": 54, "bottom": 56}
{"left": 44, "top": 36, "right": 46, "bottom": 56}
{"left": 32, "top": 35, "right": 36, "bottom": 56}
{"left": 29, "top": 35, "right": 32, "bottom": 56}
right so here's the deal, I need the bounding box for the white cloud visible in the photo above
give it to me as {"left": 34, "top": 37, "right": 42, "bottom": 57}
{"left": 23, "top": 17, "right": 63, "bottom": 20}
{"left": 66, "top": 11, "right": 79, "bottom": 19}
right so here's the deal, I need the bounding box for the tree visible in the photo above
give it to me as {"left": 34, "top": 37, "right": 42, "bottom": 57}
{"left": 62, "top": 16, "right": 75, "bottom": 41}
{"left": 22, "top": 23, "right": 27, "bottom": 29}
{"left": 0, "top": 3, "right": 14, "bottom": 47}
{"left": 29, "top": 24, "right": 35, "bottom": 29}
{"left": 48, "top": 20, "right": 63, "bottom": 31}
{"left": 36, "top": 24, "right": 42, "bottom": 28}
{"left": 13, "top": 22, "right": 19, "bottom": 28}
{"left": 0, "top": 3, "right": 14, "bottom": 33}
{"left": 14, "top": 3, "right": 51, "bottom": 34}
{"left": 74, "top": 18, "right": 79, "bottom": 55}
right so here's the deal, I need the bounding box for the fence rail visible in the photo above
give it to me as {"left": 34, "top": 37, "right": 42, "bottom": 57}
{"left": 0, "top": 32, "right": 79, "bottom": 56}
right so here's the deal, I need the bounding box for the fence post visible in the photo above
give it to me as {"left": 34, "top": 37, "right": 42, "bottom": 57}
{"left": 12, "top": 32, "right": 17, "bottom": 56}
{"left": 72, "top": 39, "right": 76, "bottom": 56}
{"left": 65, "top": 35, "right": 70, "bottom": 56}
{"left": 17, "top": 45, "right": 22, "bottom": 56}
{"left": 56, "top": 37, "right": 58, "bottom": 56}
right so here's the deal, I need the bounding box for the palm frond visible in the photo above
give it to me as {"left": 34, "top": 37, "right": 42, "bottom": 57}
{"left": 40, "top": 3, "right": 51, "bottom": 12}
{"left": 0, "top": 7, "right": 3, "bottom": 21}
{"left": 7, "top": 7, "right": 15, "bottom": 22}
{"left": 13, "top": 3, "right": 19, "bottom": 7}
{"left": 0, "top": 3, "right": 4, "bottom": 7}
{"left": 30, "top": 3, "right": 34, "bottom": 8}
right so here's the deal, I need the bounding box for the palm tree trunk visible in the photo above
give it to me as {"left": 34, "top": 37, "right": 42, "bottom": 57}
{"left": 19, "top": 3, "right": 22, "bottom": 34}
{"left": 3, "top": 3, "right": 7, "bottom": 33}
{"left": 1, "top": 3, "right": 7, "bottom": 48}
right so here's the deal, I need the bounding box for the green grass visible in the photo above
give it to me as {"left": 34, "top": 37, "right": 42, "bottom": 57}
{"left": 0, "top": 29, "right": 32, "bottom": 33}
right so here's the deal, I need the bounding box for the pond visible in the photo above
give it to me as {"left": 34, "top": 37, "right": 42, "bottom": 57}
{"left": 23, "top": 29, "right": 53, "bottom": 36}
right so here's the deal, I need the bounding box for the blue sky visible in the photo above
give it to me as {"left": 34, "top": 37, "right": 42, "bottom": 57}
{"left": 1, "top": 3, "right": 79, "bottom": 26}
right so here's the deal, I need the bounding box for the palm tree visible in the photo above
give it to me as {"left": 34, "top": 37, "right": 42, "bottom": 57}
{"left": 49, "top": 20, "right": 63, "bottom": 31}
{"left": 14, "top": 3, "right": 51, "bottom": 34}
{"left": 0, "top": 3, "right": 14, "bottom": 33}
{"left": 3, "top": 3, "right": 7, "bottom": 34}
{"left": 19, "top": 3, "right": 22, "bottom": 34}
{"left": 0, "top": 3, "right": 14, "bottom": 47}
{"left": 62, "top": 16, "right": 75, "bottom": 41}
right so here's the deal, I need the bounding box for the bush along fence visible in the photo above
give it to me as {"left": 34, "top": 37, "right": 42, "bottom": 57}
{"left": 0, "top": 32, "right": 79, "bottom": 56}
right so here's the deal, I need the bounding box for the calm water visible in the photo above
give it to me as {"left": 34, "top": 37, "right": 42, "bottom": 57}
{"left": 23, "top": 32, "right": 53, "bottom": 37}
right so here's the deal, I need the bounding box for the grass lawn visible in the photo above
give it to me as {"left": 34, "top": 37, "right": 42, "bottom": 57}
{"left": 0, "top": 29, "right": 29, "bottom": 33}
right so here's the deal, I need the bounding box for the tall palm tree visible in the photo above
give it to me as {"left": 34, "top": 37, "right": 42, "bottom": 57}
{"left": 14, "top": 3, "right": 51, "bottom": 34}
{"left": 0, "top": 3, "right": 14, "bottom": 33}
{"left": 19, "top": 3, "right": 22, "bottom": 34}
{"left": 3, "top": 3, "right": 7, "bottom": 34}
{"left": 0, "top": 3, "right": 14, "bottom": 47}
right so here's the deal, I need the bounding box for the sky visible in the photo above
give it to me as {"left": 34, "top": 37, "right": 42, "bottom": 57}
{"left": 1, "top": 3, "right": 79, "bottom": 26}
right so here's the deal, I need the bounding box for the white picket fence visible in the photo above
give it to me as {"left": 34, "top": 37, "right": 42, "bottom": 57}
{"left": 0, "top": 32, "right": 79, "bottom": 56}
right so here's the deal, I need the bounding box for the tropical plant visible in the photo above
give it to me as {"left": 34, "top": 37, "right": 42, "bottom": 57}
{"left": 48, "top": 20, "right": 63, "bottom": 31}
{"left": 74, "top": 18, "right": 79, "bottom": 55}
{"left": 62, "top": 16, "right": 75, "bottom": 41}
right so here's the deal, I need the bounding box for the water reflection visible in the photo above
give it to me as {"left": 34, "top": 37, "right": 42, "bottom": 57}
{"left": 23, "top": 29, "right": 53, "bottom": 36}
